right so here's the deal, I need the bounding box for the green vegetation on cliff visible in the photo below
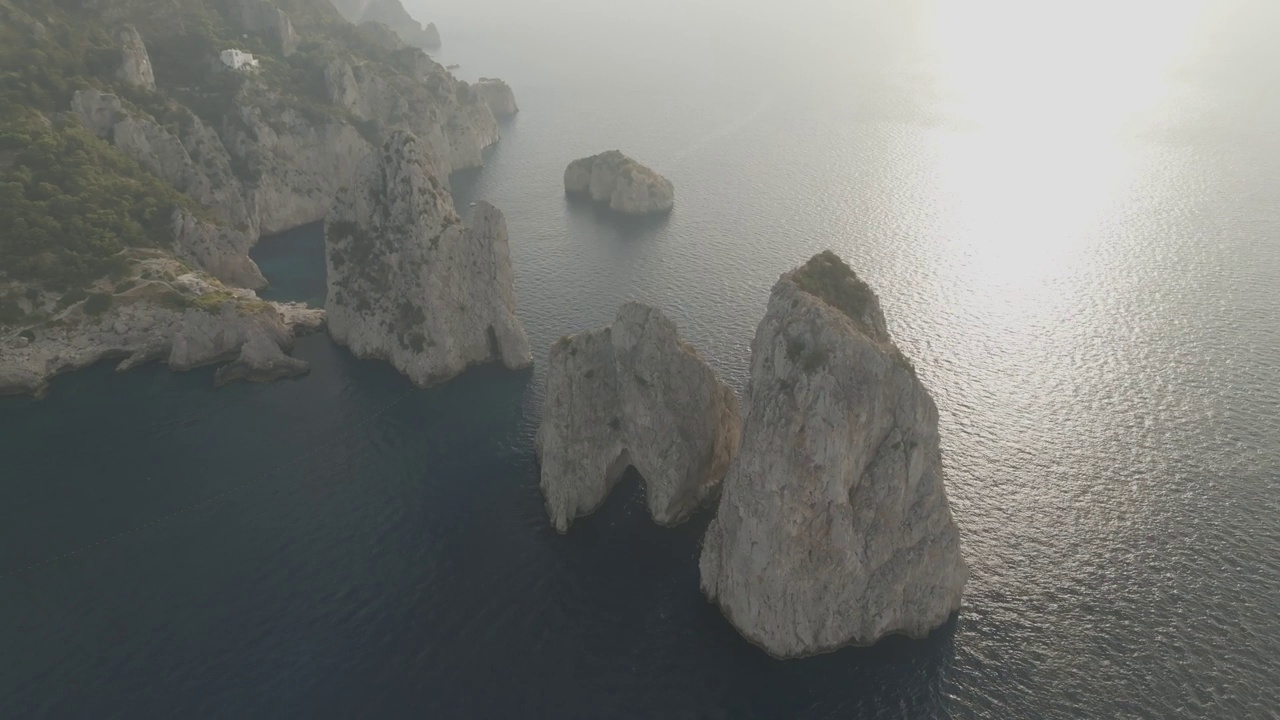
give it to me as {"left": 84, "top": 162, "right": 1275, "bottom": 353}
{"left": 0, "top": 112, "right": 195, "bottom": 290}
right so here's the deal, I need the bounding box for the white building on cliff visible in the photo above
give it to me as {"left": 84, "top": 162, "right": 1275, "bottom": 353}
{"left": 219, "top": 49, "right": 259, "bottom": 71}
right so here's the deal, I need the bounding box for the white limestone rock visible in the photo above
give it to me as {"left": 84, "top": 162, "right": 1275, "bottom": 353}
{"left": 475, "top": 78, "right": 518, "bottom": 118}
{"left": 70, "top": 90, "right": 123, "bottom": 138}
{"left": 699, "top": 251, "right": 968, "bottom": 658}
{"left": 116, "top": 26, "right": 156, "bottom": 90}
{"left": 537, "top": 303, "right": 741, "bottom": 532}
{"left": 213, "top": 328, "right": 309, "bottom": 386}
{"left": 325, "top": 131, "right": 531, "bottom": 387}
{"left": 564, "top": 151, "right": 674, "bottom": 216}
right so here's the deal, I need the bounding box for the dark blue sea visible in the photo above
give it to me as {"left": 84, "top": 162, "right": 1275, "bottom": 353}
{"left": 3, "top": 0, "right": 1279, "bottom": 716}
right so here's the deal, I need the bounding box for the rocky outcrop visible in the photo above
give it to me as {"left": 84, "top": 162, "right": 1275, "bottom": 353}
{"left": 213, "top": 328, "right": 309, "bottom": 386}
{"left": 116, "top": 26, "right": 155, "bottom": 90}
{"left": 171, "top": 209, "right": 266, "bottom": 290}
{"left": 475, "top": 78, "right": 518, "bottom": 118}
{"left": 70, "top": 90, "right": 123, "bottom": 137}
{"left": 325, "top": 131, "right": 531, "bottom": 387}
{"left": 328, "top": 0, "right": 441, "bottom": 48}
{"left": 564, "top": 151, "right": 674, "bottom": 216}
{"left": 219, "top": 92, "right": 371, "bottom": 234}
{"left": 71, "top": 90, "right": 256, "bottom": 239}
{"left": 537, "top": 303, "right": 741, "bottom": 532}
{"left": 221, "top": 0, "right": 297, "bottom": 56}
{"left": 0, "top": 258, "right": 323, "bottom": 397}
{"left": 422, "top": 22, "right": 441, "bottom": 48}
{"left": 323, "top": 55, "right": 498, "bottom": 177}
{"left": 699, "top": 252, "right": 968, "bottom": 659}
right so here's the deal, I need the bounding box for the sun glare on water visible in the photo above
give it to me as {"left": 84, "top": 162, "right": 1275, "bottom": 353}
{"left": 923, "top": 0, "right": 1208, "bottom": 296}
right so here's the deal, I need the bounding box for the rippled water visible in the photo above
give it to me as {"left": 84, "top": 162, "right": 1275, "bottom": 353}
{"left": 3, "top": 0, "right": 1279, "bottom": 717}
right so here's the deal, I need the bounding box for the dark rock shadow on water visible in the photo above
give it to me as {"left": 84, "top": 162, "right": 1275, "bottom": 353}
{"left": 250, "top": 222, "right": 328, "bottom": 307}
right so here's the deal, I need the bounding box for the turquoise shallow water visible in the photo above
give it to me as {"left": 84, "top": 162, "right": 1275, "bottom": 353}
{"left": 3, "top": 0, "right": 1280, "bottom": 716}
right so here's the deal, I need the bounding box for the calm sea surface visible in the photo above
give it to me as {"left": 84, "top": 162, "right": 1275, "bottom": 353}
{"left": 3, "top": 0, "right": 1279, "bottom": 717}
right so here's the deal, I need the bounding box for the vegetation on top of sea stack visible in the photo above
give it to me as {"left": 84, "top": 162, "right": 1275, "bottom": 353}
{"left": 790, "top": 251, "right": 880, "bottom": 328}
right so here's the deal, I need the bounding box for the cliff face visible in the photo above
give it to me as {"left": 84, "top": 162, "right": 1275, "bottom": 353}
{"left": 699, "top": 251, "right": 967, "bottom": 658}
{"left": 325, "top": 132, "right": 531, "bottom": 387}
{"left": 564, "top": 151, "right": 674, "bottom": 216}
{"left": 537, "top": 303, "right": 741, "bottom": 532}
{"left": 475, "top": 78, "right": 518, "bottom": 118}
{"left": 326, "top": 0, "right": 440, "bottom": 48}
{"left": 323, "top": 54, "right": 499, "bottom": 177}
{"left": 0, "top": 257, "right": 322, "bottom": 397}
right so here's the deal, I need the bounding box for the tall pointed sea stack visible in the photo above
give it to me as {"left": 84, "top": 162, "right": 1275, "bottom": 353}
{"left": 325, "top": 131, "right": 531, "bottom": 387}
{"left": 699, "top": 251, "right": 967, "bottom": 658}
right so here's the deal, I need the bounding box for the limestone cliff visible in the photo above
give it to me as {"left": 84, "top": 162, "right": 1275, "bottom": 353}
{"left": 326, "top": 0, "right": 441, "bottom": 48}
{"left": 699, "top": 251, "right": 968, "bottom": 658}
{"left": 537, "top": 303, "right": 741, "bottom": 532}
{"left": 325, "top": 132, "right": 531, "bottom": 387}
{"left": 564, "top": 151, "right": 674, "bottom": 216}
{"left": 322, "top": 53, "right": 499, "bottom": 176}
{"left": 0, "top": 256, "right": 322, "bottom": 397}
{"left": 475, "top": 78, "right": 518, "bottom": 118}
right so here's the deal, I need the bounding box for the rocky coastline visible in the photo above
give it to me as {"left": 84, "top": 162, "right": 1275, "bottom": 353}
{"left": 0, "top": 0, "right": 509, "bottom": 396}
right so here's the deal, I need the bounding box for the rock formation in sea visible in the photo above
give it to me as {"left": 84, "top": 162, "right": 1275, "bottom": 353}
{"left": 325, "top": 131, "right": 531, "bottom": 387}
{"left": 475, "top": 78, "right": 518, "bottom": 118}
{"left": 564, "top": 151, "right": 674, "bottom": 216}
{"left": 698, "top": 251, "right": 968, "bottom": 658}
{"left": 537, "top": 303, "right": 741, "bottom": 532}
{"left": 0, "top": 259, "right": 323, "bottom": 397}
{"left": 213, "top": 328, "right": 310, "bottom": 386}
{"left": 116, "top": 25, "right": 155, "bottom": 90}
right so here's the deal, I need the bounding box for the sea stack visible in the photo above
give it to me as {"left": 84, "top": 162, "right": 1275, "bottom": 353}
{"left": 537, "top": 303, "right": 741, "bottom": 532}
{"left": 699, "top": 251, "right": 967, "bottom": 658}
{"left": 564, "top": 151, "right": 674, "bottom": 216}
{"left": 325, "top": 131, "right": 532, "bottom": 387}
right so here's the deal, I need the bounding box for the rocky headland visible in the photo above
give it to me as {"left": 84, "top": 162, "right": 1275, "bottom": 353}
{"left": 325, "top": 131, "right": 531, "bottom": 387}
{"left": 0, "top": 0, "right": 511, "bottom": 395}
{"left": 0, "top": 254, "right": 322, "bottom": 397}
{"left": 564, "top": 151, "right": 674, "bottom": 216}
{"left": 698, "top": 251, "right": 968, "bottom": 658}
{"left": 475, "top": 78, "right": 519, "bottom": 118}
{"left": 537, "top": 303, "right": 741, "bottom": 532}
